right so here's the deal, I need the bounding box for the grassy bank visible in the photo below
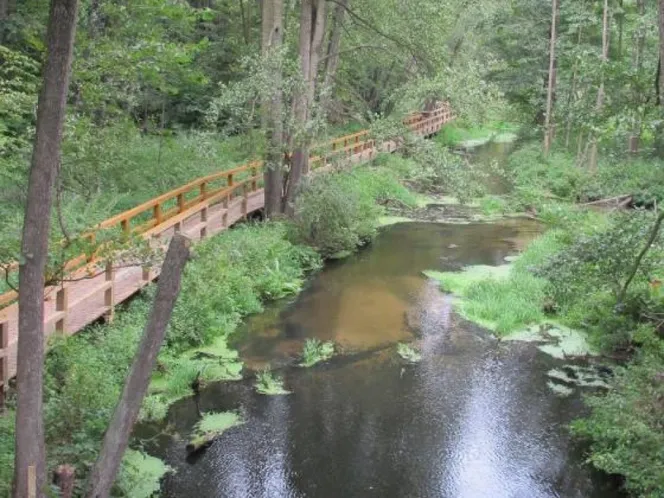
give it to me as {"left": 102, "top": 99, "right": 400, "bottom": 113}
{"left": 428, "top": 139, "right": 664, "bottom": 496}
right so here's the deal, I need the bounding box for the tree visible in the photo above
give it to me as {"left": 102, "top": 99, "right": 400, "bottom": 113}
{"left": 13, "top": 0, "right": 79, "bottom": 496}
{"left": 261, "top": 0, "right": 285, "bottom": 217}
{"left": 85, "top": 235, "right": 190, "bottom": 498}
{"left": 285, "top": 0, "right": 326, "bottom": 215}
{"left": 321, "top": 0, "right": 349, "bottom": 116}
{"left": 588, "top": 0, "right": 610, "bottom": 171}
{"left": 544, "top": 0, "right": 559, "bottom": 154}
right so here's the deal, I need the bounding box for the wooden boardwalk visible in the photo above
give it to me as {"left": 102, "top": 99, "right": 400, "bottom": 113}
{"left": 0, "top": 104, "right": 454, "bottom": 393}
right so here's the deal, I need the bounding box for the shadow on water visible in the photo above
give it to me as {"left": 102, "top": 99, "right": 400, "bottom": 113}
{"left": 149, "top": 221, "right": 623, "bottom": 498}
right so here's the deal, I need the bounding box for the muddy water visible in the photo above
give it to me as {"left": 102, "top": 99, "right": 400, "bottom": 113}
{"left": 153, "top": 221, "right": 621, "bottom": 498}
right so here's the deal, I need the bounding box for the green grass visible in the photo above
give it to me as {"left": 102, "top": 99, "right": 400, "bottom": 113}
{"left": 436, "top": 121, "right": 520, "bottom": 147}
{"left": 187, "top": 411, "right": 244, "bottom": 452}
{"left": 425, "top": 230, "right": 565, "bottom": 336}
{"left": 299, "top": 338, "right": 335, "bottom": 367}
{"left": 116, "top": 449, "right": 172, "bottom": 498}
{"left": 254, "top": 368, "right": 291, "bottom": 395}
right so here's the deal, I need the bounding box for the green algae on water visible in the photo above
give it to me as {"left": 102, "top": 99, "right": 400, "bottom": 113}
{"left": 117, "top": 449, "right": 172, "bottom": 498}
{"left": 503, "top": 323, "right": 597, "bottom": 359}
{"left": 187, "top": 411, "right": 244, "bottom": 454}
{"left": 300, "top": 338, "right": 335, "bottom": 367}
{"left": 255, "top": 368, "right": 291, "bottom": 395}
{"left": 397, "top": 343, "right": 422, "bottom": 363}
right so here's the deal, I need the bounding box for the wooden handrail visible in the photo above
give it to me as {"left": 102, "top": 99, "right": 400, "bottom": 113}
{"left": 0, "top": 104, "right": 453, "bottom": 309}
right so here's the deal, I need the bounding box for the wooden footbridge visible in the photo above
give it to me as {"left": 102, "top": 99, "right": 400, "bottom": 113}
{"left": 0, "top": 103, "right": 454, "bottom": 393}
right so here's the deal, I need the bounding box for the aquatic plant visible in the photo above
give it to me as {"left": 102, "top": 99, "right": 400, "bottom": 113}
{"left": 116, "top": 450, "right": 172, "bottom": 498}
{"left": 300, "top": 338, "right": 335, "bottom": 367}
{"left": 187, "top": 411, "right": 244, "bottom": 454}
{"left": 397, "top": 343, "right": 422, "bottom": 363}
{"left": 255, "top": 368, "right": 291, "bottom": 395}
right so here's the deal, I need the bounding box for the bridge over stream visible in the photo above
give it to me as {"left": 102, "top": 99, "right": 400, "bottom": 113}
{"left": 0, "top": 103, "right": 455, "bottom": 398}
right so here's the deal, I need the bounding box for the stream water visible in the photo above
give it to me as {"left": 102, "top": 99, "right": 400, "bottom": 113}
{"left": 149, "top": 218, "right": 623, "bottom": 498}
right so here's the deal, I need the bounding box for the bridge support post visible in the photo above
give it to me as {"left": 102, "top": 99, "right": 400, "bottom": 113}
{"left": 242, "top": 184, "right": 248, "bottom": 218}
{"left": 104, "top": 262, "right": 115, "bottom": 323}
{"left": 0, "top": 321, "right": 8, "bottom": 411}
{"left": 55, "top": 286, "right": 68, "bottom": 334}
{"left": 200, "top": 207, "right": 208, "bottom": 239}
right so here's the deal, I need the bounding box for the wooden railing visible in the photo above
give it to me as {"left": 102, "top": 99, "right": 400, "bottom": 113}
{"left": 0, "top": 103, "right": 454, "bottom": 389}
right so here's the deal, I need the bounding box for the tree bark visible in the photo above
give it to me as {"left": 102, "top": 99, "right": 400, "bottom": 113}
{"left": 588, "top": 0, "right": 609, "bottom": 171}
{"left": 564, "top": 29, "right": 582, "bottom": 149}
{"left": 657, "top": 0, "right": 664, "bottom": 155}
{"left": 543, "top": 0, "right": 558, "bottom": 154}
{"left": 85, "top": 235, "right": 191, "bottom": 498}
{"left": 285, "top": 0, "right": 326, "bottom": 215}
{"left": 261, "top": 0, "right": 284, "bottom": 217}
{"left": 321, "top": 0, "right": 348, "bottom": 114}
{"left": 630, "top": 0, "right": 646, "bottom": 153}
{"left": 0, "top": 0, "right": 8, "bottom": 20}
{"left": 13, "top": 1, "right": 79, "bottom": 497}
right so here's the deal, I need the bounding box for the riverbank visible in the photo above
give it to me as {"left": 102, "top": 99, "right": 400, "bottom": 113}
{"left": 0, "top": 151, "right": 431, "bottom": 495}
{"left": 423, "top": 139, "right": 664, "bottom": 497}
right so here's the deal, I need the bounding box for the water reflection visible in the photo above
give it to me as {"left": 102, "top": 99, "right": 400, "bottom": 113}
{"left": 153, "top": 221, "right": 620, "bottom": 498}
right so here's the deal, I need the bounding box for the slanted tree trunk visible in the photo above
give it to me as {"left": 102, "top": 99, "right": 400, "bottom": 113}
{"left": 85, "top": 235, "right": 191, "bottom": 498}
{"left": 543, "top": 0, "right": 558, "bottom": 154}
{"left": 588, "top": 0, "right": 610, "bottom": 171}
{"left": 261, "top": 0, "right": 285, "bottom": 217}
{"left": 320, "top": 0, "right": 348, "bottom": 115}
{"left": 13, "top": 1, "right": 79, "bottom": 497}
{"left": 285, "top": 0, "right": 326, "bottom": 215}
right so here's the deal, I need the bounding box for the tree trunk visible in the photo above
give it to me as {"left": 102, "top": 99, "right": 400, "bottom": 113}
{"left": 0, "top": 0, "right": 8, "bottom": 20}
{"left": 13, "top": 1, "right": 79, "bottom": 497}
{"left": 656, "top": 0, "right": 664, "bottom": 155}
{"left": 261, "top": 0, "right": 284, "bottom": 217}
{"left": 321, "top": 0, "right": 348, "bottom": 115}
{"left": 564, "top": 29, "right": 582, "bottom": 149}
{"left": 285, "top": 0, "right": 326, "bottom": 215}
{"left": 543, "top": 0, "right": 558, "bottom": 154}
{"left": 588, "top": 0, "right": 609, "bottom": 171}
{"left": 630, "top": 0, "right": 646, "bottom": 153}
{"left": 239, "top": 0, "right": 250, "bottom": 45}
{"left": 85, "top": 235, "right": 191, "bottom": 498}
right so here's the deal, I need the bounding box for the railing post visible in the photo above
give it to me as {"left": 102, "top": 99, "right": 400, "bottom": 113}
{"left": 153, "top": 204, "right": 162, "bottom": 225}
{"left": 200, "top": 182, "right": 207, "bottom": 200}
{"left": 142, "top": 266, "right": 152, "bottom": 282}
{"left": 103, "top": 262, "right": 114, "bottom": 323}
{"left": 177, "top": 193, "right": 185, "bottom": 213}
{"left": 227, "top": 173, "right": 234, "bottom": 188}
{"left": 120, "top": 219, "right": 129, "bottom": 235}
{"left": 200, "top": 207, "right": 208, "bottom": 239}
{"left": 0, "top": 321, "right": 8, "bottom": 412}
{"left": 242, "top": 183, "right": 248, "bottom": 217}
{"left": 55, "top": 286, "right": 68, "bottom": 334}
{"left": 251, "top": 166, "right": 258, "bottom": 192}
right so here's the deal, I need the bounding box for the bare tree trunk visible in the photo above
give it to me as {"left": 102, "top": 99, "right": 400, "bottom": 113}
{"left": 565, "top": 29, "right": 582, "bottom": 149}
{"left": 657, "top": 0, "right": 664, "bottom": 155}
{"left": 285, "top": 0, "right": 326, "bottom": 215}
{"left": 630, "top": 0, "right": 646, "bottom": 153}
{"left": 0, "top": 0, "right": 8, "bottom": 20}
{"left": 321, "top": 0, "right": 348, "bottom": 114}
{"left": 588, "top": 0, "right": 609, "bottom": 171}
{"left": 85, "top": 235, "right": 191, "bottom": 498}
{"left": 13, "top": 1, "right": 79, "bottom": 497}
{"left": 239, "top": 0, "right": 250, "bottom": 45}
{"left": 543, "top": 0, "right": 558, "bottom": 154}
{"left": 261, "top": 0, "right": 284, "bottom": 217}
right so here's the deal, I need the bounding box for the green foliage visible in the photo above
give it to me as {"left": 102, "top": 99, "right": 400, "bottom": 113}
{"left": 188, "top": 411, "right": 244, "bottom": 452}
{"left": 397, "top": 343, "right": 422, "bottom": 363}
{"left": 571, "top": 338, "right": 664, "bottom": 498}
{"left": 255, "top": 368, "right": 291, "bottom": 395}
{"left": 291, "top": 167, "right": 413, "bottom": 257}
{"left": 300, "top": 339, "right": 335, "bottom": 368}
{"left": 0, "top": 410, "right": 15, "bottom": 498}
{"left": 427, "top": 230, "right": 565, "bottom": 335}
{"left": 115, "top": 449, "right": 172, "bottom": 498}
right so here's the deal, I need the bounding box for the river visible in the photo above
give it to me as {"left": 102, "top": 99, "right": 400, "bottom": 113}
{"left": 146, "top": 217, "right": 623, "bottom": 498}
